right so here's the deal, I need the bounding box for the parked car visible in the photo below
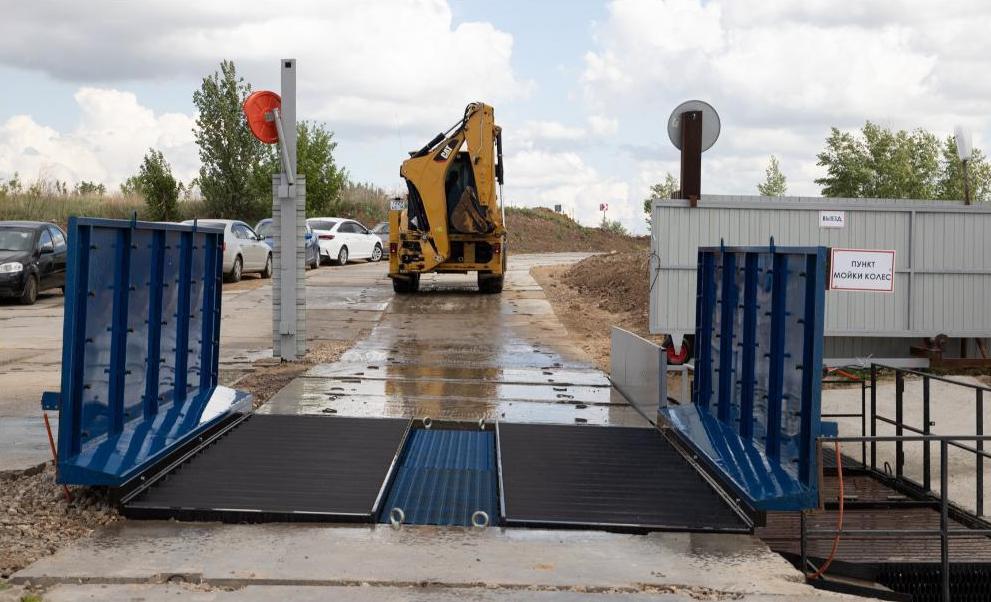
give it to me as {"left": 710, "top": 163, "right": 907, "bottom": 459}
{"left": 255, "top": 218, "right": 320, "bottom": 270}
{"left": 306, "top": 217, "right": 383, "bottom": 265}
{"left": 182, "top": 219, "right": 272, "bottom": 282}
{"left": 371, "top": 221, "right": 389, "bottom": 245}
{"left": 0, "top": 221, "right": 68, "bottom": 305}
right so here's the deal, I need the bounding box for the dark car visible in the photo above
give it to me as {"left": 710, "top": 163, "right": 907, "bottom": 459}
{"left": 254, "top": 218, "right": 320, "bottom": 269}
{"left": 371, "top": 221, "right": 389, "bottom": 245}
{"left": 0, "top": 221, "right": 68, "bottom": 304}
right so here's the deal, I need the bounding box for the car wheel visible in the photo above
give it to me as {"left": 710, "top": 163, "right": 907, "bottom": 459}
{"left": 227, "top": 256, "right": 243, "bottom": 283}
{"left": 19, "top": 275, "right": 38, "bottom": 305}
{"left": 336, "top": 246, "right": 349, "bottom": 266}
{"left": 261, "top": 254, "right": 273, "bottom": 278}
{"left": 370, "top": 244, "right": 383, "bottom": 262}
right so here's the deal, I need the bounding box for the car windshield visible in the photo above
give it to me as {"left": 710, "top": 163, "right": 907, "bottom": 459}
{"left": 309, "top": 220, "right": 338, "bottom": 231}
{"left": 372, "top": 222, "right": 388, "bottom": 233}
{"left": 256, "top": 222, "right": 272, "bottom": 238}
{"left": 0, "top": 228, "right": 34, "bottom": 251}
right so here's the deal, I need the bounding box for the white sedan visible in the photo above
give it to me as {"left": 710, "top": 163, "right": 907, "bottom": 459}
{"left": 306, "top": 218, "right": 384, "bottom": 265}
{"left": 182, "top": 219, "right": 272, "bottom": 282}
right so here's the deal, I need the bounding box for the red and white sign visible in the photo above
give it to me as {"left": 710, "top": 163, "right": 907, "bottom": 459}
{"left": 599, "top": 203, "right": 608, "bottom": 211}
{"left": 829, "top": 248, "right": 895, "bottom": 292}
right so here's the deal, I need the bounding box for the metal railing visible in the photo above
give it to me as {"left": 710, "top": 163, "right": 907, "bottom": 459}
{"left": 804, "top": 434, "right": 991, "bottom": 602}
{"left": 821, "top": 366, "right": 871, "bottom": 467}
{"left": 800, "top": 364, "right": 991, "bottom": 601}
{"left": 870, "top": 364, "right": 991, "bottom": 515}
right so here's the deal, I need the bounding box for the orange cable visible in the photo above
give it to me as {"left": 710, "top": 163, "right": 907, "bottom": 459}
{"left": 807, "top": 440, "right": 844, "bottom": 580}
{"left": 43, "top": 412, "right": 73, "bottom": 503}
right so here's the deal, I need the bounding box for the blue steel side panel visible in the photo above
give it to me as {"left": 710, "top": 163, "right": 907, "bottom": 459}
{"left": 379, "top": 429, "right": 498, "bottom": 526}
{"left": 54, "top": 217, "right": 242, "bottom": 486}
{"left": 665, "top": 245, "right": 827, "bottom": 511}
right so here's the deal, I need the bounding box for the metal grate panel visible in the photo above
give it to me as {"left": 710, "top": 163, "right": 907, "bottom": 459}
{"left": 123, "top": 415, "right": 410, "bottom": 522}
{"left": 379, "top": 429, "right": 497, "bottom": 526}
{"left": 497, "top": 422, "right": 750, "bottom": 532}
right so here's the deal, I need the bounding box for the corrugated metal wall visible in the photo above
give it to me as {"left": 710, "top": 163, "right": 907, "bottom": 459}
{"left": 650, "top": 196, "right": 991, "bottom": 353}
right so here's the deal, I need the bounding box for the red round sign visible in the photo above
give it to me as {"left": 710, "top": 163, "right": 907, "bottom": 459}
{"left": 243, "top": 91, "right": 282, "bottom": 144}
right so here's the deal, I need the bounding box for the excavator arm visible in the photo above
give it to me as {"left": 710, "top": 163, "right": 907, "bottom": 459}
{"left": 398, "top": 102, "right": 504, "bottom": 273}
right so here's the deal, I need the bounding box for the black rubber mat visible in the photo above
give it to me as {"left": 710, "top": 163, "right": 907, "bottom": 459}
{"left": 497, "top": 423, "right": 751, "bottom": 532}
{"left": 123, "top": 415, "right": 410, "bottom": 522}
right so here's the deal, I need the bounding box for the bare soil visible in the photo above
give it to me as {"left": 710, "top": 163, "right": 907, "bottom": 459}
{"left": 507, "top": 207, "right": 648, "bottom": 254}
{"left": 533, "top": 251, "right": 659, "bottom": 372}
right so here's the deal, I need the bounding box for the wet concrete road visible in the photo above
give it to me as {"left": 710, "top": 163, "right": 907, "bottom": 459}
{"left": 260, "top": 254, "right": 649, "bottom": 427}
{"left": 9, "top": 254, "right": 846, "bottom": 599}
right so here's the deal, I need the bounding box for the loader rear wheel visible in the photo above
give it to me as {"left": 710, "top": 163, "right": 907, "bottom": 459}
{"left": 478, "top": 273, "right": 503, "bottom": 294}
{"left": 392, "top": 273, "right": 420, "bottom": 294}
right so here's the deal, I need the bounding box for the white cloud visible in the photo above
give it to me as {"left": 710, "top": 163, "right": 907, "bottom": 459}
{"left": 581, "top": 0, "right": 991, "bottom": 200}
{"left": 0, "top": 0, "right": 529, "bottom": 137}
{"left": 505, "top": 149, "right": 634, "bottom": 229}
{"left": 587, "top": 115, "right": 619, "bottom": 137}
{"left": 0, "top": 89, "right": 196, "bottom": 189}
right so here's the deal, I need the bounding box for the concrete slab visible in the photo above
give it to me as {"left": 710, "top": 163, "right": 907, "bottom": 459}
{"left": 13, "top": 522, "right": 829, "bottom": 599}
{"left": 0, "top": 416, "right": 55, "bottom": 473}
{"left": 37, "top": 583, "right": 838, "bottom": 601}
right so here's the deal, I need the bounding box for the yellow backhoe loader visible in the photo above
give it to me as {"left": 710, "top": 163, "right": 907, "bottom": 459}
{"left": 388, "top": 102, "right": 506, "bottom": 294}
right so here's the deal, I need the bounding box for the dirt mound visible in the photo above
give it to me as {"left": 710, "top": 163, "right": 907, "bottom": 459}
{"left": 562, "top": 252, "right": 651, "bottom": 332}
{"left": 506, "top": 207, "right": 646, "bottom": 254}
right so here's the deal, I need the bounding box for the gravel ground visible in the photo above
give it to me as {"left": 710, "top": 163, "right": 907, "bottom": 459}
{"left": 0, "top": 464, "right": 118, "bottom": 579}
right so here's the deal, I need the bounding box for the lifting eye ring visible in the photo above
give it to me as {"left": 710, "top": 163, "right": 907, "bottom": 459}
{"left": 478, "top": 418, "right": 486, "bottom": 431}
{"left": 389, "top": 507, "right": 405, "bottom": 529}
{"left": 422, "top": 416, "right": 433, "bottom": 430}
{"left": 471, "top": 510, "right": 490, "bottom": 529}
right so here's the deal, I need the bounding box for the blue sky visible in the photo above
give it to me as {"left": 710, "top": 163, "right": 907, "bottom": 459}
{"left": 1, "top": 0, "right": 990, "bottom": 233}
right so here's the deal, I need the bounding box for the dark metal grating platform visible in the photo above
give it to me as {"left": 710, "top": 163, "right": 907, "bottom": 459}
{"left": 379, "top": 428, "right": 498, "bottom": 526}
{"left": 122, "top": 415, "right": 410, "bottom": 522}
{"left": 497, "top": 423, "right": 751, "bottom": 532}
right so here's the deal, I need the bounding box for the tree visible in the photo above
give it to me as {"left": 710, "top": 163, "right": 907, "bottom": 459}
{"left": 813, "top": 122, "right": 976, "bottom": 200}
{"left": 73, "top": 181, "right": 106, "bottom": 196}
{"left": 137, "top": 149, "right": 183, "bottom": 221}
{"left": 643, "top": 173, "right": 678, "bottom": 230}
{"left": 119, "top": 175, "right": 143, "bottom": 196}
{"left": 0, "top": 172, "right": 22, "bottom": 197}
{"left": 937, "top": 137, "right": 991, "bottom": 202}
{"left": 258, "top": 121, "right": 348, "bottom": 216}
{"left": 193, "top": 60, "right": 269, "bottom": 220}
{"left": 600, "top": 216, "right": 628, "bottom": 236}
{"left": 757, "top": 155, "right": 787, "bottom": 196}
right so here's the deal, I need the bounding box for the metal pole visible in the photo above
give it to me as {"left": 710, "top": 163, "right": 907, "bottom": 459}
{"left": 895, "top": 370, "right": 904, "bottom": 478}
{"left": 871, "top": 364, "right": 877, "bottom": 471}
{"left": 679, "top": 111, "right": 703, "bottom": 204}
{"left": 275, "top": 58, "right": 301, "bottom": 360}
{"left": 940, "top": 439, "right": 950, "bottom": 601}
{"left": 978, "top": 389, "right": 984, "bottom": 517}
{"left": 924, "top": 376, "right": 931, "bottom": 492}
{"left": 800, "top": 511, "right": 808, "bottom": 577}
{"left": 963, "top": 159, "right": 971, "bottom": 206}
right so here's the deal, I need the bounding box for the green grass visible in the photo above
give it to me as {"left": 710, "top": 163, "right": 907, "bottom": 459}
{"left": 20, "top": 594, "right": 43, "bottom": 602}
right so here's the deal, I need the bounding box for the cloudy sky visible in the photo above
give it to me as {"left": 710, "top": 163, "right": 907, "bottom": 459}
{"left": 1, "top": 0, "right": 989, "bottom": 233}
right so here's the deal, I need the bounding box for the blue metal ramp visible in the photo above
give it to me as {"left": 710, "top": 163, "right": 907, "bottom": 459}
{"left": 660, "top": 244, "right": 828, "bottom": 511}
{"left": 43, "top": 217, "right": 250, "bottom": 486}
{"left": 378, "top": 428, "right": 498, "bottom": 527}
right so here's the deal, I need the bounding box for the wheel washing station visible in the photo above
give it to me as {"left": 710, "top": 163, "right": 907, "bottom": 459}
{"left": 44, "top": 217, "right": 830, "bottom": 534}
